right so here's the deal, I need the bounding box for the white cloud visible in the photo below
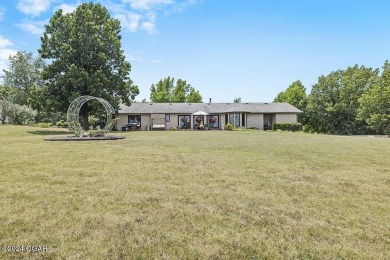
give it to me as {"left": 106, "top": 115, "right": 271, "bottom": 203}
{"left": 141, "top": 21, "right": 155, "bottom": 34}
{"left": 115, "top": 13, "right": 141, "bottom": 32}
{"left": 0, "top": 36, "right": 17, "bottom": 80}
{"left": 54, "top": 3, "right": 77, "bottom": 14}
{"left": 16, "top": 0, "right": 53, "bottom": 17}
{"left": 0, "top": 36, "right": 12, "bottom": 48}
{"left": 122, "top": 0, "right": 174, "bottom": 10}
{"left": 166, "top": 0, "right": 199, "bottom": 14}
{"left": 152, "top": 59, "right": 162, "bottom": 63}
{"left": 16, "top": 20, "right": 46, "bottom": 36}
{"left": 110, "top": 0, "right": 200, "bottom": 34}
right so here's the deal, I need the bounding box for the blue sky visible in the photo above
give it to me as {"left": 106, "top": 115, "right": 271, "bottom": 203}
{"left": 1, "top": 0, "right": 390, "bottom": 102}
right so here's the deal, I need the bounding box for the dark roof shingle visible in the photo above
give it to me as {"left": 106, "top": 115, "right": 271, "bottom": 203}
{"left": 118, "top": 102, "right": 302, "bottom": 114}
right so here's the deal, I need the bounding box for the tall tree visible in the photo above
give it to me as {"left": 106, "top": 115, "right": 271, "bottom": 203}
{"left": 39, "top": 3, "right": 139, "bottom": 130}
{"left": 306, "top": 65, "right": 378, "bottom": 134}
{"left": 3, "top": 51, "right": 45, "bottom": 107}
{"left": 274, "top": 80, "right": 307, "bottom": 123}
{"left": 357, "top": 61, "right": 390, "bottom": 134}
{"left": 150, "top": 77, "right": 202, "bottom": 103}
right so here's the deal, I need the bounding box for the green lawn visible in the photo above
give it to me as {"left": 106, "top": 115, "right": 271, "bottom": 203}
{"left": 0, "top": 125, "right": 389, "bottom": 259}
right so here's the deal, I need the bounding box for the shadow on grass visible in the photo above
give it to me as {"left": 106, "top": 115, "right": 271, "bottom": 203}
{"left": 28, "top": 130, "right": 71, "bottom": 136}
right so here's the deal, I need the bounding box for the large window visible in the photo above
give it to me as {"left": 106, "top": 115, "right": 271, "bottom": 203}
{"left": 128, "top": 115, "right": 141, "bottom": 124}
{"left": 193, "top": 115, "right": 204, "bottom": 129}
{"left": 128, "top": 115, "right": 141, "bottom": 130}
{"left": 178, "top": 115, "right": 191, "bottom": 129}
{"left": 235, "top": 113, "right": 240, "bottom": 127}
{"left": 207, "top": 115, "right": 219, "bottom": 128}
{"left": 229, "top": 113, "right": 234, "bottom": 124}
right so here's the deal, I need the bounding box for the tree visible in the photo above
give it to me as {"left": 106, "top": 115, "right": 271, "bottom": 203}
{"left": 357, "top": 61, "right": 390, "bottom": 134}
{"left": 274, "top": 80, "right": 307, "bottom": 124}
{"left": 150, "top": 77, "right": 202, "bottom": 103}
{"left": 233, "top": 97, "right": 241, "bottom": 103}
{"left": 306, "top": 65, "right": 378, "bottom": 134}
{"left": 0, "top": 86, "right": 14, "bottom": 124}
{"left": 274, "top": 80, "right": 307, "bottom": 110}
{"left": 3, "top": 51, "right": 45, "bottom": 121}
{"left": 39, "top": 3, "right": 139, "bottom": 130}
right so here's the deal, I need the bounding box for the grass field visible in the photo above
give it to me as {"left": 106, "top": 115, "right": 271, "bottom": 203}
{"left": 0, "top": 125, "right": 389, "bottom": 259}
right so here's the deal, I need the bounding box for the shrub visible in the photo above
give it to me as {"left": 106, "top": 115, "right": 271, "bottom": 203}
{"left": 272, "top": 122, "right": 303, "bottom": 132}
{"left": 225, "top": 123, "right": 233, "bottom": 130}
{"left": 56, "top": 120, "right": 64, "bottom": 127}
{"left": 9, "top": 104, "right": 36, "bottom": 125}
{"left": 35, "top": 122, "right": 52, "bottom": 128}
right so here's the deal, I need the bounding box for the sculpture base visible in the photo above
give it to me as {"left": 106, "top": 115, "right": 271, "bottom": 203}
{"left": 44, "top": 135, "right": 126, "bottom": 141}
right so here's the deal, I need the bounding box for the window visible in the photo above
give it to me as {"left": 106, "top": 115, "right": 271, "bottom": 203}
{"left": 235, "top": 113, "right": 240, "bottom": 127}
{"left": 207, "top": 115, "right": 219, "bottom": 128}
{"left": 178, "top": 115, "right": 191, "bottom": 129}
{"left": 229, "top": 113, "right": 234, "bottom": 124}
{"left": 241, "top": 113, "right": 246, "bottom": 127}
{"left": 128, "top": 115, "right": 141, "bottom": 124}
{"left": 128, "top": 115, "right": 141, "bottom": 130}
{"left": 165, "top": 114, "right": 170, "bottom": 122}
{"left": 193, "top": 115, "right": 204, "bottom": 128}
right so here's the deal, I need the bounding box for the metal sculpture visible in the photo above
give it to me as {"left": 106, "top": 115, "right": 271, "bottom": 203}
{"left": 67, "top": 96, "right": 116, "bottom": 137}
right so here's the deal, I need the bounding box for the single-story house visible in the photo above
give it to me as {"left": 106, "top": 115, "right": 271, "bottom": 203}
{"left": 116, "top": 102, "right": 302, "bottom": 131}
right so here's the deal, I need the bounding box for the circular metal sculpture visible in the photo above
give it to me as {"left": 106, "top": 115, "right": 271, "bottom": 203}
{"left": 67, "top": 95, "right": 116, "bottom": 137}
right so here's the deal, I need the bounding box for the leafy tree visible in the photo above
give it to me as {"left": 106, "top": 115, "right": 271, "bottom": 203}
{"left": 0, "top": 86, "right": 14, "bottom": 124}
{"left": 274, "top": 80, "right": 307, "bottom": 110}
{"left": 274, "top": 80, "right": 307, "bottom": 123}
{"left": 150, "top": 77, "right": 202, "bottom": 103}
{"left": 357, "top": 61, "right": 390, "bottom": 134}
{"left": 39, "top": 3, "right": 139, "bottom": 130}
{"left": 186, "top": 86, "right": 202, "bottom": 103}
{"left": 3, "top": 51, "right": 45, "bottom": 122}
{"left": 306, "top": 65, "right": 378, "bottom": 134}
{"left": 234, "top": 97, "right": 241, "bottom": 103}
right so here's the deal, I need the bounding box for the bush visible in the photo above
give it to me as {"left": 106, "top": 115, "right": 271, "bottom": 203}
{"left": 9, "top": 104, "right": 36, "bottom": 125}
{"left": 55, "top": 120, "right": 69, "bottom": 128}
{"left": 35, "top": 122, "right": 52, "bottom": 128}
{"left": 303, "top": 125, "right": 315, "bottom": 133}
{"left": 272, "top": 122, "right": 303, "bottom": 132}
{"left": 225, "top": 123, "right": 233, "bottom": 130}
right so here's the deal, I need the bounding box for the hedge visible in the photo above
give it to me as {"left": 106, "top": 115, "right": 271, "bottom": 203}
{"left": 272, "top": 122, "right": 303, "bottom": 132}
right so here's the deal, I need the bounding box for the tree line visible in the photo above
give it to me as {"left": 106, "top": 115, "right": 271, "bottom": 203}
{"left": 274, "top": 63, "right": 390, "bottom": 135}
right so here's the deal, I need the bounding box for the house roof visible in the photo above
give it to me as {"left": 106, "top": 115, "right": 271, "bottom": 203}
{"left": 118, "top": 102, "right": 302, "bottom": 114}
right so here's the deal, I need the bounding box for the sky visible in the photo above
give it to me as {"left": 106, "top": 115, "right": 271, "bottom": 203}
{"left": 1, "top": 0, "right": 390, "bottom": 102}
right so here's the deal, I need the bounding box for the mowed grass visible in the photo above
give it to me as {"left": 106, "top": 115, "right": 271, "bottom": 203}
{"left": 0, "top": 125, "right": 389, "bottom": 259}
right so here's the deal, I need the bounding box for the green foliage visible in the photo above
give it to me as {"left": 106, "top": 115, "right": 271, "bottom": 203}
{"left": 225, "top": 122, "right": 233, "bottom": 130}
{"left": 88, "top": 115, "right": 100, "bottom": 127}
{"left": 274, "top": 80, "right": 307, "bottom": 109}
{"left": 233, "top": 97, "right": 241, "bottom": 103}
{"left": 35, "top": 122, "right": 52, "bottom": 128}
{"left": 150, "top": 77, "right": 202, "bottom": 103}
{"left": 357, "top": 61, "right": 390, "bottom": 134}
{"left": 56, "top": 120, "right": 69, "bottom": 127}
{"left": 306, "top": 65, "right": 378, "bottom": 134}
{"left": 272, "top": 122, "right": 303, "bottom": 132}
{"left": 9, "top": 104, "right": 36, "bottom": 125}
{"left": 0, "top": 86, "right": 14, "bottom": 124}
{"left": 3, "top": 51, "right": 45, "bottom": 107}
{"left": 39, "top": 2, "right": 139, "bottom": 129}
{"left": 274, "top": 80, "right": 307, "bottom": 124}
